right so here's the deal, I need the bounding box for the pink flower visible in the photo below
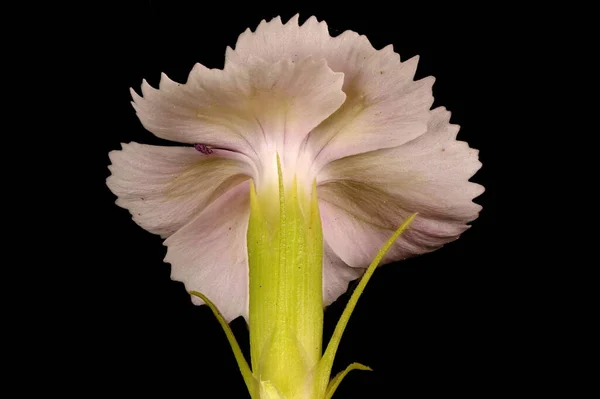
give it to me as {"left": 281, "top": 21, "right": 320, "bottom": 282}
{"left": 107, "top": 15, "right": 483, "bottom": 323}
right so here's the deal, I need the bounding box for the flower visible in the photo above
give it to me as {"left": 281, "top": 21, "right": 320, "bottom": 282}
{"left": 107, "top": 14, "right": 482, "bottom": 325}
{"left": 108, "top": 15, "right": 484, "bottom": 398}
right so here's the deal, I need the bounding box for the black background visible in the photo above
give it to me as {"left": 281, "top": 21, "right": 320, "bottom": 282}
{"left": 82, "top": 1, "right": 515, "bottom": 397}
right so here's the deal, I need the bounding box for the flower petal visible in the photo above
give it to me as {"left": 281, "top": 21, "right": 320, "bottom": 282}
{"left": 228, "top": 15, "right": 433, "bottom": 172}
{"left": 107, "top": 142, "right": 253, "bottom": 238}
{"left": 132, "top": 56, "right": 345, "bottom": 177}
{"left": 226, "top": 15, "right": 330, "bottom": 67}
{"left": 131, "top": 70, "right": 257, "bottom": 156}
{"left": 318, "top": 107, "right": 483, "bottom": 268}
{"left": 323, "top": 242, "right": 363, "bottom": 306}
{"left": 164, "top": 181, "right": 251, "bottom": 322}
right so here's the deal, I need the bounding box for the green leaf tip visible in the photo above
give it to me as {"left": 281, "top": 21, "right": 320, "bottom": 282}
{"left": 190, "top": 290, "right": 258, "bottom": 397}
{"left": 325, "top": 363, "right": 372, "bottom": 399}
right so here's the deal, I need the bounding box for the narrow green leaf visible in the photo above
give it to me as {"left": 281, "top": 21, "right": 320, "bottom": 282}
{"left": 315, "top": 213, "right": 418, "bottom": 397}
{"left": 325, "top": 363, "right": 372, "bottom": 399}
{"left": 190, "top": 290, "right": 257, "bottom": 398}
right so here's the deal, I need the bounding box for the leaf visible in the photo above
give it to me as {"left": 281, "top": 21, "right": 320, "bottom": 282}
{"left": 190, "top": 290, "right": 258, "bottom": 398}
{"left": 325, "top": 362, "right": 372, "bottom": 399}
{"left": 314, "top": 213, "right": 418, "bottom": 397}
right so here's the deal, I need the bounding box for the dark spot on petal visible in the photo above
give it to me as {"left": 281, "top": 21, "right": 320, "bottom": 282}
{"left": 441, "top": 148, "right": 446, "bottom": 152}
{"left": 379, "top": 70, "right": 384, "bottom": 74}
{"left": 194, "top": 143, "right": 213, "bottom": 154}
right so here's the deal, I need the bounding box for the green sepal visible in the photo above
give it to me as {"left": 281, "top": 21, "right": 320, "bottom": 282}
{"left": 248, "top": 154, "right": 324, "bottom": 398}
{"left": 259, "top": 380, "right": 285, "bottom": 399}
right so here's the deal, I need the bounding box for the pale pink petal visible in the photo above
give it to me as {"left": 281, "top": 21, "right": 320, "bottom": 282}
{"left": 323, "top": 242, "right": 363, "bottom": 306}
{"left": 107, "top": 143, "right": 253, "bottom": 238}
{"left": 228, "top": 15, "right": 433, "bottom": 173}
{"left": 318, "top": 107, "right": 484, "bottom": 268}
{"left": 226, "top": 15, "right": 330, "bottom": 67}
{"left": 132, "top": 57, "right": 345, "bottom": 176}
{"left": 164, "top": 181, "right": 251, "bottom": 322}
{"left": 131, "top": 70, "right": 259, "bottom": 156}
